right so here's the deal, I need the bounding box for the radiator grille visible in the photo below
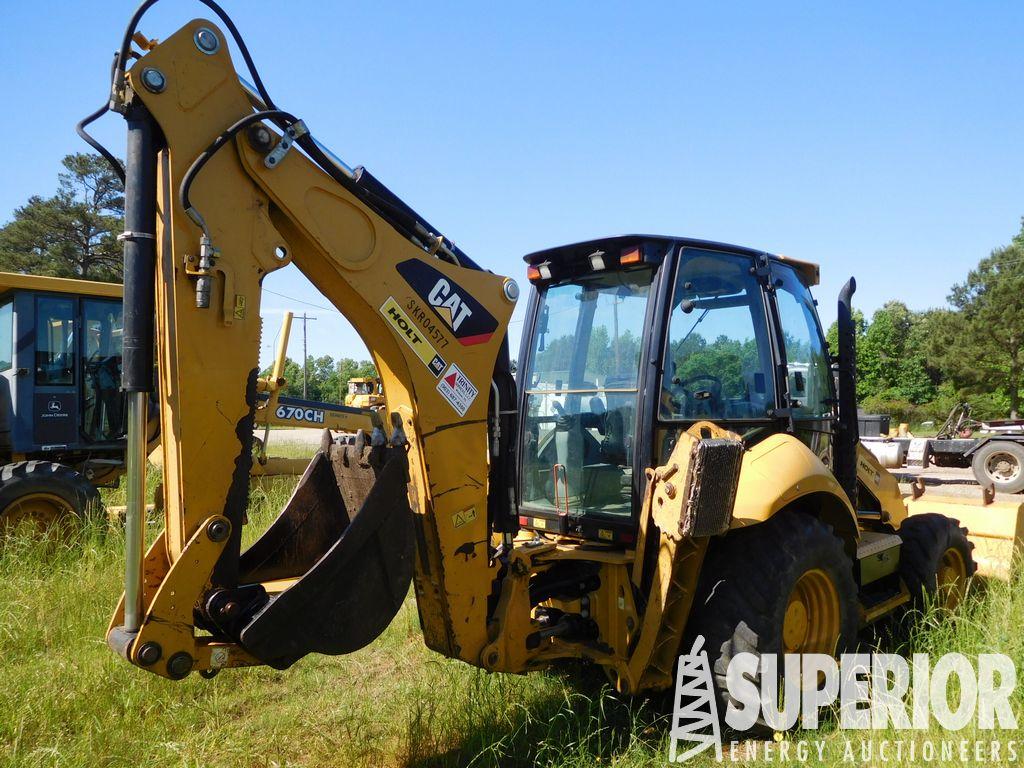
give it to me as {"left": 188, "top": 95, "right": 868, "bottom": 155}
{"left": 680, "top": 438, "right": 743, "bottom": 538}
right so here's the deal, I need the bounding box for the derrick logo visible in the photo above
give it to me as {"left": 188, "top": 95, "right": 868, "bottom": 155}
{"left": 669, "top": 636, "right": 1019, "bottom": 763}
{"left": 397, "top": 259, "right": 498, "bottom": 346}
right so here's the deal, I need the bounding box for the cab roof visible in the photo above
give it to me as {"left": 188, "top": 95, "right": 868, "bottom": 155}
{"left": 0, "top": 271, "right": 122, "bottom": 298}
{"left": 523, "top": 234, "right": 820, "bottom": 286}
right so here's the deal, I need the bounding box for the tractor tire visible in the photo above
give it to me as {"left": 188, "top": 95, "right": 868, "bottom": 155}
{"left": 685, "top": 510, "right": 859, "bottom": 729}
{"left": 971, "top": 441, "right": 1024, "bottom": 494}
{"left": 898, "top": 513, "right": 976, "bottom": 611}
{"left": 0, "top": 461, "right": 100, "bottom": 533}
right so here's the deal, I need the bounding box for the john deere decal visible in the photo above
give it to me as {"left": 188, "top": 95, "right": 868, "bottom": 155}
{"left": 396, "top": 259, "right": 498, "bottom": 346}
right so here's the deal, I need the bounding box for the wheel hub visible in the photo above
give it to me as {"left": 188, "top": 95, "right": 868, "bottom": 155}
{"left": 937, "top": 547, "right": 967, "bottom": 610}
{"left": 782, "top": 568, "right": 841, "bottom": 655}
{"left": 986, "top": 452, "right": 1021, "bottom": 483}
{"left": 1, "top": 492, "right": 72, "bottom": 533}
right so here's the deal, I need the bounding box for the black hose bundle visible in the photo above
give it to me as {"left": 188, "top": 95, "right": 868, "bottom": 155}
{"left": 78, "top": 0, "right": 478, "bottom": 269}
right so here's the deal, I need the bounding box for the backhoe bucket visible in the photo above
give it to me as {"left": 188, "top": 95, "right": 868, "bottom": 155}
{"left": 905, "top": 492, "right": 1024, "bottom": 578}
{"left": 235, "top": 443, "right": 414, "bottom": 668}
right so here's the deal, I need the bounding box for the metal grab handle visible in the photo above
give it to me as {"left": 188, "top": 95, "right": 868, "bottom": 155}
{"left": 552, "top": 463, "right": 570, "bottom": 517}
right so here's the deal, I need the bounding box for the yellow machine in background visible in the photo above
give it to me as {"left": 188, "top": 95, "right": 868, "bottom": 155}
{"left": 344, "top": 377, "right": 383, "bottom": 411}
{"left": 251, "top": 309, "right": 379, "bottom": 475}
{"left": 84, "top": 3, "right": 1021, "bottom": 714}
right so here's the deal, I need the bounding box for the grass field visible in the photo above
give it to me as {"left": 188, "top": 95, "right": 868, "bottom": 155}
{"left": 0, "top": 448, "right": 1022, "bottom": 767}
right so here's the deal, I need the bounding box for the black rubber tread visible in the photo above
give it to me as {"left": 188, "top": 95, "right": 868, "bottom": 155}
{"left": 897, "top": 513, "right": 977, "bottom": 603}
{"left": 684, "top": 510, "right": 859, "bottom": 728}
{"left": 971, "top": 441, "right": 1024, "bottom": 494}
{"left": 0, "top": 461, "right": 101, "bottom": 521}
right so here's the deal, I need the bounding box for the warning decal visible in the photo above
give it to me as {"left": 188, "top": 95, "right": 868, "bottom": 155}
{"left": 436, "top": 363, "right": 479, "bottom": 416}
{"left": 380, "top": 296, "right": 447, "bottom": 378}
{"left": 451, "top": 507, "right": 477, "bottom": 529}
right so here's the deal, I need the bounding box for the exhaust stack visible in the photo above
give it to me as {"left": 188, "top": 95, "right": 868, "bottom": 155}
{"left": 835, "top": 278, "right": 859, "bottom": 508}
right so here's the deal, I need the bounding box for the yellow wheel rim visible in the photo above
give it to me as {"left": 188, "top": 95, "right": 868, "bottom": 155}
{"left": 1, "top": 493, "right": 73, "bottom": 533}
{"left": 782, "top": 568, "right": 841, "bottom": 655}
{"left": 937, "top": 547, "right": 967, "bottom": 610}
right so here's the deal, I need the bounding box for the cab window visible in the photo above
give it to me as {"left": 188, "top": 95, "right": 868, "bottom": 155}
{"left": 35, "top": 297, "right": 75, "bottom": 386}
{"left": 660, "top": 250, "right": 775, "bottom": 421}
{"left": 82, "top": 299, "right": 124, "bottom": 441}
{"left": 774, "top": 265, "right": 833, "bottom": 418}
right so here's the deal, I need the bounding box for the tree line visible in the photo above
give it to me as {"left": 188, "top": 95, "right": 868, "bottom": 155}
{"left": 264, "top": 356, "right": 378, "bottom": 403}
{"left": 3, "top": 153, "right": 1022, "bottom": 418}
{"left": 825, "top": 218, "right": 1024, "bottom": 422}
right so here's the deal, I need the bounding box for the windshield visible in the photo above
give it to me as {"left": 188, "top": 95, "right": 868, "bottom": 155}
{"left": 520, "top": 268, "right": 652, "bottom": 520}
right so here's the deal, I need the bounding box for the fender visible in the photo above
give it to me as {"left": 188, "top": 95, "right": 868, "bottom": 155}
{"left": 731, "top": 433, "right": 860, "bottom": 554}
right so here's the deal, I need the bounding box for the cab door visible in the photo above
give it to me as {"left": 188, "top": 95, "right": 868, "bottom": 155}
{"left": 768, "top": 264, "right": 837, "bottom": 464}
{"left": 654, "top": 247, "right": 779, "bottom": 463}
{"left": 32, "top": 295, "right": 79, "bottom": 449}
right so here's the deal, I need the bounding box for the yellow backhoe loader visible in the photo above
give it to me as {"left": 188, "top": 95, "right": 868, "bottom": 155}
{"left": 344, "top": 377, "right": 384, "bottom": 411}
{"left": 84, "top": 2, "right": 1022, "bottom": 712}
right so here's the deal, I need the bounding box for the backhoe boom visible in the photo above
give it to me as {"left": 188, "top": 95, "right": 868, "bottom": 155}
{"left": 105, "top": 16, "right": 518, "bottom": 678}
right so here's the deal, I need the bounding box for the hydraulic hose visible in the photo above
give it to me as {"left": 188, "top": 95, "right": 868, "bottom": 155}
{"left": 82, "top": 0, "right": 481, "bottom": 273}
{"left": 178, "top": 109, "right": 299, "bottom": 235}
{"left": 79, "top": 0, "right": 278, "bottom": 185}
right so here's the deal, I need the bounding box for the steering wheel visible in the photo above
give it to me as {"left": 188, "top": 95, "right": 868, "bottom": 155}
{"left": 675, "top": 374, "right": 723, "bottom": 417}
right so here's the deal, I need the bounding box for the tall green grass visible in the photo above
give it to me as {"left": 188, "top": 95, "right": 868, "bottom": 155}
{"left": 0, "top": 456, "right": 1021, "bottom": 767}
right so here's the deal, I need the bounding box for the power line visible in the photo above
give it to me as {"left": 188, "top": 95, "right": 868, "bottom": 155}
{"left": 263, "top": 288, "right": 343, "bottom": 315}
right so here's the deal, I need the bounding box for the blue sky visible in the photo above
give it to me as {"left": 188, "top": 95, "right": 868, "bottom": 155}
{"left": 1, "top": 1, "right": 1021, "bottom": 365}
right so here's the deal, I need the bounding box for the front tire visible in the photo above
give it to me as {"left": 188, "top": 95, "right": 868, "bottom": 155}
{"left": 686, "top": 510, "right": 859, "bottom": 726}
{"left": 0, "top": 461, "right": 99, "bottom": 533}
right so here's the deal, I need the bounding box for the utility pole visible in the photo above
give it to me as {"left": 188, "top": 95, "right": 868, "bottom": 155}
{"left": 298, "top": 312, "right": 317, "bottom": 399}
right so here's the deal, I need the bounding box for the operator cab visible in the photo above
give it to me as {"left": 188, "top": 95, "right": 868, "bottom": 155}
{"left": 348, "top": 379, "right": 375, "bottom": 397}
{"left": 0, "top": 273, "right": 126, "bottom": 462}
{"left": 515, "top": 236, "right": 832, "bottom": 544}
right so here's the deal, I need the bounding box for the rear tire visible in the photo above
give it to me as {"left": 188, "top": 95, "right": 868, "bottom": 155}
{"left": 0, "top": 461, "right": 100, "bottom": 533}
{"left": 685, "top": 510, "right": 859, "bottom": 730}
{"left": 898, "top": 514, "right": 976, "bottom": 611}
{"left": 971, "top": 441, "right": 1024, "bottom": 494}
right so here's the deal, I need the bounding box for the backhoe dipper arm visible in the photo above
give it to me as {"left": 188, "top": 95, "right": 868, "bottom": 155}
{"left": 105, "top": 17, "right": 519, "bottom": 679}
